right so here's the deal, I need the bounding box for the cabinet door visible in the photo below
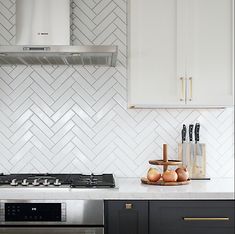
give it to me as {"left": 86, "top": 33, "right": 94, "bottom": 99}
{"left": 104, "top": 200, "right": 148, "bottom": 234}
{"left": 150, "top": 200, "right": 235, "bottom": 234}
{"left": 129, "top": 0, "right": 185, "bottom": 108}
{"left": 186, "top": 0, "right": 234, "bottom": 107}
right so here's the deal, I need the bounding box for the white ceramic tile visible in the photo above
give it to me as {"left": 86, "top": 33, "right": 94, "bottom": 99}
{"left": 0, "top": 0, "right": 234, "bottom": 178}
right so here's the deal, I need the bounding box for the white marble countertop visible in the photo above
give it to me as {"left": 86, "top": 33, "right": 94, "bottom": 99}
{"left": 0, "top": 178, "right": 234, "bottom": 200}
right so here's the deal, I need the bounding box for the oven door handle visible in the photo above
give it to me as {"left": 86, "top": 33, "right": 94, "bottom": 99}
{"left": 0, "top": 227, "right": 104, "bottom": 234}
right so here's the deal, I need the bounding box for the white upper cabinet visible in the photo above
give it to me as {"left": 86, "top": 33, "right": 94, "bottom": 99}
{"left": 128, "top": 0, "right": 234, "bottom": 108}
{"left": 129, "top": 0, "right": 182, "bottom": 107}
{"left": 186, "top": 0, "right": 234, "bottom": 106}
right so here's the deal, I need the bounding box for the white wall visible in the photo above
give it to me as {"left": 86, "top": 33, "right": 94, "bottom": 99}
{"left": 0, "top": 0, "right": 234, "bottom": 178}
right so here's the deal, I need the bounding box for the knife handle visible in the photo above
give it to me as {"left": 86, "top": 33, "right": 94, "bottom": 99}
{"left": 182, "top": 124, "right": 187, "bottom": 143}
{"left": 189, "top": 124, "right": 193, "bottom": 142}
{"left": 195, "top": 123, "right": 200, "bottom": 143}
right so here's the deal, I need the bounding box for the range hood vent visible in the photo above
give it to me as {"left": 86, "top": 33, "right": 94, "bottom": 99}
{"left": 0, "top": 45, "right": 118, "bottom": 66}
{"left": 0, "top": 0, "right": 118, "bottom": 66}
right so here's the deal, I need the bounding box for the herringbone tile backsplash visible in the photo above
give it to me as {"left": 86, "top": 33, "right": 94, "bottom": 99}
{"left": 0, "top": 0, "right": 234, "bottom": 178}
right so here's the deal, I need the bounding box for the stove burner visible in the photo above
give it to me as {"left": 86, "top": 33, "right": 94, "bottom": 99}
{"left": 84, "top": 173, "right": 98, "bottom": 186}
{"left": 0, "top": 173, "right": 115, "bottom": 188}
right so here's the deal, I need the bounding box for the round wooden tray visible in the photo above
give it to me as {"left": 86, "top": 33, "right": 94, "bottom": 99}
{"left": 149, "top": 159, "right": 182, "bottom": 166}
{"left": 141, "top": 177, "right": 190, "bottom": 186}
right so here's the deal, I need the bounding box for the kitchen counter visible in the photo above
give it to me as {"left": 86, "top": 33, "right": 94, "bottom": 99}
{"left": 0, "top": 178, "right": 234, "bottom": 200}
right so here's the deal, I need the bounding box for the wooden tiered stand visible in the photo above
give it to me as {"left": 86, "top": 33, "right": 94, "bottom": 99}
{"left": 141, "top": 144, "right": 190, "bottom": 186}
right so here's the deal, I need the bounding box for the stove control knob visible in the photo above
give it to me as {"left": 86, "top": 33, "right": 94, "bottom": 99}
{"left": 43, "top": 179, "right": 50, "bottom": 186}
{"left": 54, "top": 179, "right": 61, "bottom": 186}
{"left": 22, "top": 179, "right": 29, "bottom": 186}
{"left": 10, "top": 179, "right": 18, "bottom": 186}
{"left": 32, "top": 179, "right": 40, "bottom": 186}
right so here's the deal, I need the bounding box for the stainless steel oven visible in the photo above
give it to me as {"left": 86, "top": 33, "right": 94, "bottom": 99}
{"left": 0, "top": 200, "right": 104, "bottom": 234}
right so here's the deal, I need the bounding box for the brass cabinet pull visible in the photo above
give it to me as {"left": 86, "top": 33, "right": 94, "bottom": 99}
{"left": 180, "top": 77, "right": 185, "bottom": 101}
{"left": 183, "top": 217, "right": 230, "bottom": 221}
{"left": 125, "top": 203, "right": 133, "bottom": 209}
{"left": 188, "top": 77, "right": 193, "bottom": 101}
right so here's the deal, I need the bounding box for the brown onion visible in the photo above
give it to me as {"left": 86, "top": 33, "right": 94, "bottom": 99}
{"left": 162, "top": 170, "right": 178, "bottom": 182}
{"left": 175, "top": 167, "right": 189, "bottom": 182}
{"left": 147, "top": 168, "right": 161, "bottom": 182}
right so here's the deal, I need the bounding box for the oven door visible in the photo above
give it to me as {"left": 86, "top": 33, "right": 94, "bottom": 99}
{"left": 0, "top": 227, "right": 104, "bottom": 234}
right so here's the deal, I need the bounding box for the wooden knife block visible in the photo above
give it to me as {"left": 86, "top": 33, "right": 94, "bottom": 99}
{"left": 178, "top": 143, "right": 206, "bottom": 179}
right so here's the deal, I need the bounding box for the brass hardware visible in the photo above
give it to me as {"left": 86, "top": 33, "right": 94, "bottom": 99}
{"left": 125, "top": 203, "right": 133, "bottom": 209}
{"left": 129, "top": 106, "right": 135, "bottom": 109}
{"left": 180, "top": 77, "right": 185, "bottom": 101}
{"left": 188, "top": 77, "right": 193, "bottom": 101}
{"left": 183, "top": 217, "right": 230, "bottom": 221}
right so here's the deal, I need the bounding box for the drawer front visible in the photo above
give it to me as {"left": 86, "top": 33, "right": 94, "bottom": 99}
{"left": 105, "top": 200, "right": 148, "bottom": 234}
{"left": 150, "top": 200, "right": 234, "bottom": 234}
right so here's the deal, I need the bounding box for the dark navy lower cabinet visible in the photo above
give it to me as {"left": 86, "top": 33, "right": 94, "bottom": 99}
{"left": 105, "top": 200, "right": 234, "bottom": 234}
{"left": 149, "top": 200, "right": 235, "bottom": 234}
{"left": 104, "top": 200, "right": 148, "bottom": 234}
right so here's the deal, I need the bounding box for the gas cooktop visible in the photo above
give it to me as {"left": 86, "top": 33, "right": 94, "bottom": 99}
{"left": 0, "top": 173, "right": 115, "bottom": 188}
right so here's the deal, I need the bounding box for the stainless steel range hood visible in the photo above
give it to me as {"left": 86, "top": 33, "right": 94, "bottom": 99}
{"left": 0, "top": 0, "right": 118, "bottom": 66}
{"left": 0, "top": 45, "right": 118, "bottom": 66}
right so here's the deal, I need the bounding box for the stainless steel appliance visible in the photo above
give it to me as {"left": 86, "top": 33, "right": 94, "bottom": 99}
{"left": 0, "top": 0, "right": 118, "bottom": 66}
{"left": 0, "top": 200, "right": 104, "bottom": 234}
{"left": 0, "top": 173, "right": 116, "bottom": 233}
{"left": 0, "top": 173, "right": 115, "bottom": 188}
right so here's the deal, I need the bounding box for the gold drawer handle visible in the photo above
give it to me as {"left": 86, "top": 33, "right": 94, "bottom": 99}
{"left": 183, "top": 217, "right": 230, "bottom": 221}
{"left": 180, "top": 77, "right": 185, "bottom": 101}
{"left": 188, "top": 77, "right": 193, "bottom": 101}
{"left": 125, "top": 203, "right": 133, "bottom": 209}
